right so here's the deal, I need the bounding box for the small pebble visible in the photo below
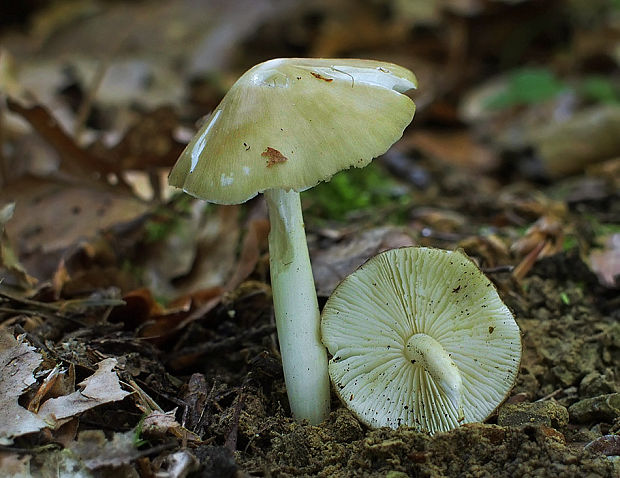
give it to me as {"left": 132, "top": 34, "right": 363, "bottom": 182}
{"left": 568, "top": 393, "right": 620, "bottom": 424}
{"left": 498, "top": 401, "right": 569, "bottom": 428}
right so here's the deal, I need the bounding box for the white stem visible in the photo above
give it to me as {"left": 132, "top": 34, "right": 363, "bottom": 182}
{"left": 405, "top": 333, "right": 464, "bottom": 419}
{"left": 264, "top": 188, "right": 330, "bottom": 424}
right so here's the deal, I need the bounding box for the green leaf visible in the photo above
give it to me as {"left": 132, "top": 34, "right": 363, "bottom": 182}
{"left": 485, "top": 68, "right": 568, "bottom": 110}
{"left": 580, "top": 75, "right": 620, "bottom": 105}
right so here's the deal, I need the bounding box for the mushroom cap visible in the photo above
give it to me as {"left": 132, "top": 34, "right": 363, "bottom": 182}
{"left": 321, "top": 247, "right": 521, "bottom": 434}
{"left": 169, "top": 58, "right": 417, "bottom": 204}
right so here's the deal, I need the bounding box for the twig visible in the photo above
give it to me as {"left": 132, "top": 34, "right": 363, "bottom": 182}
{"left": 482, "top": 265, "right": 514, "bottom": 274}
{"left": 224, "top": 389, "right": 246, "bottom": 451}
{"left": 536, "top": 388, "right": 564, "bottom": 402}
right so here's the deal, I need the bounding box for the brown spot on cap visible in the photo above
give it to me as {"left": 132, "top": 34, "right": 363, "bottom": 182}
{"left": 261, "top": 147, "right": 288, "bottom": 167}
{"left": 311, "top": 72, "right": 333, "bottom": 82}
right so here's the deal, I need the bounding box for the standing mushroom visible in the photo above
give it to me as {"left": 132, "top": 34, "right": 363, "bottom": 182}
{"left": 168, "top": 58, "right": 417, "bottom": 424}
{"left": 321, "top": 247, "right": 521, "bottom": 433}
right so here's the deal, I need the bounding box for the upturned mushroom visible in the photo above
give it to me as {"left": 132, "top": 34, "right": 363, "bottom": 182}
{"left": 321, "top": 247, "right": 521, "bottom": 433}
{"left": 168, "top": 58, "right": 417, "bottom": 424}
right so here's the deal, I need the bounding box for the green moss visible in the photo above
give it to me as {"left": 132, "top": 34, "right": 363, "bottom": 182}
{"left": 132, "top": 415, "right": 149, "bottom": 448}
{"left": 593, "top": 222, "right": 620, "bottom": 236}
{"left": 144, "top": 195, "right": 192, "bottom": 243}
{"left": 562, "top": 234, "right": 578, "bottom": 251}
{"left": 304, "top": 163, "right": 409, "bottom": 221}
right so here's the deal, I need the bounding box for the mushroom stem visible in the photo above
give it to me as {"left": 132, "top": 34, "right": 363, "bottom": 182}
{"left": 264, "top": 188, "right": 330, "bottom": 424}
{"left": 405, "top": 333, "right": 464, "bottom": 419}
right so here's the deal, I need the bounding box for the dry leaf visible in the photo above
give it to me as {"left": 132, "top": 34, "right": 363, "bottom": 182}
{"left": 144, "top": 203, "right": 240, "bottom": 300}
{"left": 0, "top": 331, "right": 48, "bottom": 444}
{"left": 585, "top": 435, "right": 620, "bottom": 456}
{"left": 142, "top": 409, "right": 200, "bottom": 442}
{"left": 0, "top": 452, "right": 32, "bottom": 478}
{"left": 589, "top": 234, "right": 620, "bottom": 288}
{"left": 532, "top": 105, "right": 620, "bottom": 178}
{"left": 403, "top": 130, "right": 499, "bottom": 172}
{"left": 38, "top": 358, "right": 131, "bottom": 427}
{"left": 108, "top": 106, "right": 185, "bottom": 171}
{"left": 0, "top": 177, "right": 150, "bottom": 281}
{"left": 6, "top": 99, "right": 116, "bottom": 178}
{"left": 27, "top": 365, "right": 62, "bottom": 413}
{"left": 512, "top": 215, "right": 565, "bottom": 280}
{"left": 225, "top": 217, "right": 270, "bottom": 291}
{"left": 0, "top": 333, "right": 131, "bottom": 444}
{"left": 159, "top": 450, "right": 200, "bottom": 478}
{"left": 69, "top": 430, "right": 140, "bottom": 470}
{"left": 0, "top": 202, "right": 37, "bottom": 289}
{"left": 312, "top": 226, "right": 415, "bottom": 297}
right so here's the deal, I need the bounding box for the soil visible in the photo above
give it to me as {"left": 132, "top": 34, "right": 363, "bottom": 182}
{"left": 194, "top": 249, "right": 620, "bottom": 478}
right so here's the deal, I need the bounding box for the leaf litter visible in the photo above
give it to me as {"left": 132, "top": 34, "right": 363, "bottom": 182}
{"left": 0, "top": 331, "right": 48, "bottom": 444}
{"left": 0, "top": 330, "right": 131, "bottom": 444}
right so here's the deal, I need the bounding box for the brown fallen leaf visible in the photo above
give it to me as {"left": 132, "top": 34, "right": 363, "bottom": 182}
{"left": 584, "top": 435, "right": 620, "bottom": 456}
{"left": 312, "top": 226, "right": 415, "bottom": 297}
{"left": 109, "top": 287, "right": 169, "bottom": 330}
{"left": 69, "top": 429, "right": 140, "bottom": 470}
{"left": 410, "top": 207, "right": 467, "bottom": 233}
{"left": 532, "top": 105, "right": 620, "bottom": 178}
{"left": 0, "top": 202, "right": 37, "bottom": 290}
{"left": 6, "top": 99, "right": 117, "bottom": 179}
{"left": 27, "top": 365, "right": 62, "bottom": 413}
{"left": 109, "top": 286, "right": 223, "bottom": 343}
{"left": 225, "top": 217, "right": 270, "bottom": 291}
{"left": 512, "top": 215, "right": 565, "bottom": 280}
{"left": 309, "top": 5, "right": 407, "bottom": 58}
{"left": 588, "top": 233, "right": 620, "bottom": 288}
{"left": 106, "top": 105, "right": 186, "bottom": 171}
{"left": 0, "top": 331, "right": 132, "bottom": 444}
{"left": 6, "top": 99, "right": 183, "bottom": 199}
{"left": 458, "top": 234, "right": 511, "bottom": 269}
{"left": 0, "top": 452, "right": 31, "bottom": 477}
{"left": 403, "top": 130, "right": 500, "bottom": 172}
{"left": 142, "top": 409, "right": 200, "bottom": 442}
{"left": 0, "top": 177, "right": 151, "bottom": 281}
{"left": 37, "top": 358, "right": 131, "bottom": 428}
{"left": 0, "top": 331, "right": 48, "bottom": 444}
{"left": 142, "top": 203, "right": 240, "bottom": 301}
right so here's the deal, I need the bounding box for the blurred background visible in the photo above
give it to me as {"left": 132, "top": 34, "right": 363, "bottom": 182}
{"left": 0, "top": 0, "right": 618, "bottom": 303}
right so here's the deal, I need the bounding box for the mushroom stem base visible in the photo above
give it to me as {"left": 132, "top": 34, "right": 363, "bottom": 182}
{"left": 265, "top": 188, "right": 330, "bottom": 425}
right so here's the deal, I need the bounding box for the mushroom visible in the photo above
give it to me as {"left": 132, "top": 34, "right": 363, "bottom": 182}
{"left": 168, "top": 58, "right": 417, "bottom": 424}
{"left": 321, "top": 247, "right": 521, "bottom": 433}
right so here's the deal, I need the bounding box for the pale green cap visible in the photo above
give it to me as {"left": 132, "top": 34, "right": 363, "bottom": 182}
{"left": 169, "top": 58, "right": 417, "bottom": 204}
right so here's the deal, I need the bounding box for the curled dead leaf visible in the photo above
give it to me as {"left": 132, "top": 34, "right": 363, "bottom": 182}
{"left": 0, "top": 331, "right": 48, "bottom": 444}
